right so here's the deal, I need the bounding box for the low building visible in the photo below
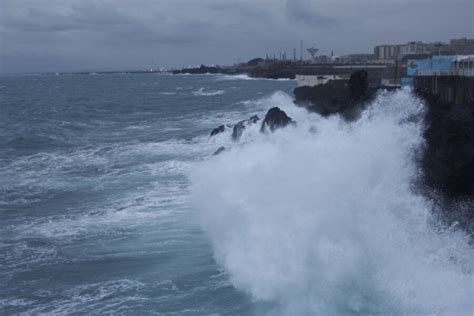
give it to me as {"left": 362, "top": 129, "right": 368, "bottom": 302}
{"left": 374, "top": 45, "right": 396, "bottom": 60}
{"left": 401, "top": 55, "right": 474, "bottom": 86}
{"left": 450, "top": 38, "right": 474, "bottom": 54}
{"left": 374, "top": 41, "right": 452, "bottom": 61}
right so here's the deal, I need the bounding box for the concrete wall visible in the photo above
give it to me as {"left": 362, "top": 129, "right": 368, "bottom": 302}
{"left": 414, "top": 75, "right": 474, "bottom": 105}
{"left": 295, "top": 75, "right": 344, "bottom": 87}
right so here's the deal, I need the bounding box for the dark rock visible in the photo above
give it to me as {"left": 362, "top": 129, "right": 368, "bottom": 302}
{"left": 293, "top": 70, "right": 377, "bottom": 120}
{"left": 172, "top": 64, "right": 225, "bottom": 75}
{"left": 260, "top": 107, "right": 293, "bottom": 132}
{"left": 414, "top": 75, "right": 474, "bottom": 231}
{"left": 247, "top": 58, "right": 265, "bottom": 67}
{"left": 213, "top": 147, "right": 226, "bottom": 155}
{"left": 210, "top": 115, "right": 260, "bottom": 141}
{"left": 415, "top": 76, "right": 474, "bottom": 199}
{"left": 232, "top": 121, "right": 246, "bottom": 141}
{"left": 231, "top": 115, "right": 260, "bottom": 141}
{"left": 348, "top": 70, "right": 369, "bottom": 100}
{"left": 418, "top": 105, "right": 474, "bottom": 198}
{"left": 249, "top": 66, "right": 296, "bottom": 79}
{"left": 248, "top": 115, "right": 260, "bottom": 124}
{"left": 210, "top": 125, "right": 225, "bottom": 137}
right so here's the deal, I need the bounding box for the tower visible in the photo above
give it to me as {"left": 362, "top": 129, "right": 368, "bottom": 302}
{"left": 307, "top": 47, "right": 319, "bottom": 62}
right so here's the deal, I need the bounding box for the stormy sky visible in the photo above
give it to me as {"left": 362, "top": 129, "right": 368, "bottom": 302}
{"left": 1, "top": 0, "right": 473, "bottom": 73}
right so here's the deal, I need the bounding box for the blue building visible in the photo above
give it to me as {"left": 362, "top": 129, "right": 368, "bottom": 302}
{"left": 402, "top": 55, "right": 474, "bottom": 86}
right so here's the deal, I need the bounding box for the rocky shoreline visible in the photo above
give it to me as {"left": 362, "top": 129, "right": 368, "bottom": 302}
{"left": 293, "top": 71, "right": 474, "bottom": 230}
{"left": 209, "top": 70, "right": 473, "bottom": 231}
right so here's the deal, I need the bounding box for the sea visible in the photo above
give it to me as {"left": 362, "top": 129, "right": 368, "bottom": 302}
{"left": 0, "top": 73, "right": 472, "bottom": 315}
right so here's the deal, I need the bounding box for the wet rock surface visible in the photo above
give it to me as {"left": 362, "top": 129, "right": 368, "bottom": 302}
{"left": 293, "top": 70, "right": 377, "bottom": 120}
{"left": 232, "top": 115, "right": 260, "bottom": 141}
{"left": 260, "top": 107, "right": 293, "bottom": 132}
{"left": 414, "top": 77, "right": 474, "bottom": 214}
{"left": 210, "top": 125, "right": 225, "bottom": 137}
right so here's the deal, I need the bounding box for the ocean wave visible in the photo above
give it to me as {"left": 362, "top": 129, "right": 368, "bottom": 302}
{"left": 192, "top": 87, "right": 225, "bottom": 96}
{"left": 16, "top": 279, "right": 147, "bottom": 315}
{"left": 216, "top": 74, "right": 258, "bottom": 81}
{"left": 191, "top": 89, "right": 474, "bottom": 315}
{"left": 215, "top": 74, "right": 295, "bottom": 82}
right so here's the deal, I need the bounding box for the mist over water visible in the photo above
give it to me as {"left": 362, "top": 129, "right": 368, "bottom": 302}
{"left": 192, "top": 89, "right": 474, "bottom": 315}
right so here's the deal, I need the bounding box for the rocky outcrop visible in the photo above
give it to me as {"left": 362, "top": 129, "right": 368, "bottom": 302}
{"left": 210, "top": 115, "right": 260, "bottom": 140}
{"left": 415, "top": 76, "right": 474, "bottom": 200}
{"left": 213, "top": 146, "right": 226, "bottom": 155}
{"left": 210, "top": 110, "right": 293, "bottom": 155}
{"left": 232, "top": 115, "right": 260, "bottom": 141}
{"left": 422, "top": 103, "right": 474, "bottom": 197}
{"left": 260, "top": 107, "right": 293, "bottom": 132}
{"left": 406, "top": 76, "right": 474, "bottom": 230}
{"left": 349, "top": 69, "right": 369, "bottom": 100}
{"left": 293, "top": 70, "right": 377, "bottom": 120}
{"left": 210, "top": 125, "right": 225, "bottom": 137}
{"left": 210, "top": 115, "right": 261, "bottom": 154}
{"left": 172, "top": 65, "right": 226, "bottom": 75}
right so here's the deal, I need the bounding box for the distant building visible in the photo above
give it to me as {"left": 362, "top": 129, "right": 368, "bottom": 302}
{"left": 374, "top": 45, "right": 396, "bottom": 60}
{"left": 374, "top": 40, "right": 455, "bottom": 61}
{"left": 449, "top": 37, "right": 474, "bottom": 54}
{"left": 340, "top": 54, "right": 374, "bottom": 64}
{"left": 311, "top": 55, "right": 332, "bottom": 64}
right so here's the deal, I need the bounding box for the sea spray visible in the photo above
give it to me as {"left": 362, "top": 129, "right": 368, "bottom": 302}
{"left": 191, "top": 89, "right": 474, "bottom": 315}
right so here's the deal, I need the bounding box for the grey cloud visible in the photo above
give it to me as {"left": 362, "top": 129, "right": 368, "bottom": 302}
{"left": 208, "top": 1, "right": 270, "bottom": 19}
{"left": 103, "top": 19, "right": 217, "bottom": 47}
{"left": 3, "top": 2, "right": 133, "bottom": 33}
{"left": 0, "top": 0, "right": 472, "bottom": 73}
{"left": 285, "top": 0, "right": 337, "bottom": 28}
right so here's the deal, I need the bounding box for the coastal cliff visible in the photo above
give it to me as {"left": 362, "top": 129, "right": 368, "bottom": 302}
{"left": 294, "top": 72, "right": 474, "bottom": 229}
{"left": 415, "top": 76, "right": 474, "bottom": 230}
{"left": 415, "top": 76, "right": 474, "bottom": 199}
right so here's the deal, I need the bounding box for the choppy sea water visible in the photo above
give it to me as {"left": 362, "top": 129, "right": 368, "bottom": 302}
{"left": 1, "top": 73, "right": 473, "bottom": 315}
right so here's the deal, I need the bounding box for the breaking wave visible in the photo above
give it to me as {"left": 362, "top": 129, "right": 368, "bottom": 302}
{"left": 191, "top": 89, "right": 474, "bottom": 315}
{"left": 215, "top": 74, "right": 295, "bottom": 82}
{"left": 192, "top": 87, "right": 225, "bottom": 96}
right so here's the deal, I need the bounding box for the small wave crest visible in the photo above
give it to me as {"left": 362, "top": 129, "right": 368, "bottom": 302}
{"left": 192, "top": 87, "right": 225, "bottom": 96}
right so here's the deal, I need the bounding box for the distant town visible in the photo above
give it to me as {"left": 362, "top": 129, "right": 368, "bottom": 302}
{"left": 49, "top": 37, "right": 474, "bottom": 94}
{"left": 172, "top": 36, "right": 474, "bottom": 89}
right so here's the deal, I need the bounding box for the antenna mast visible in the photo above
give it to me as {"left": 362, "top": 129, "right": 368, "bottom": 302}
{"left": 300, "top": 40, "right": 303, "bottom": 61}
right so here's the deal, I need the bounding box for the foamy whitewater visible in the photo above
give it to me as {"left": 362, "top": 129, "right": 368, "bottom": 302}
{"left": 0, "top": 73, "right": 472, "bottom": 315}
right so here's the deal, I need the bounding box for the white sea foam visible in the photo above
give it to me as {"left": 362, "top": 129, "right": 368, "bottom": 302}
{"left": 191, "top": 89, "right": 474, "bottom": 315}
{"left": 192, "top": 87, "right": 225, "bottom": 96}
{"left": 216, "top": 74, "right": 258, "bottom": 81}
{"left": 24, "top": 279, "right": 147, "bottom": 315}
{"left": 215, "top": 74, "right": 295, "bottom": 82}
